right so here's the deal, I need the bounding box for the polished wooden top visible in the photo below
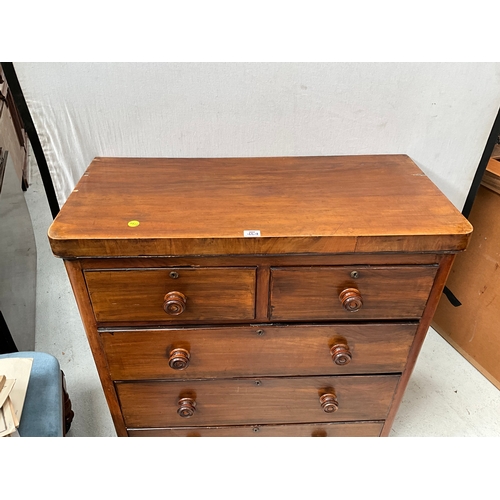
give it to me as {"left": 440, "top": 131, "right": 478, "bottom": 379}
{"left": 48, "top": 155, "right": 472, "bottom": 257}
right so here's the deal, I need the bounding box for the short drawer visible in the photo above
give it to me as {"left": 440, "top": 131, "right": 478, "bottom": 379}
{"left": 127, "top": 421, "right": 384, "bottom": 437}
{"left": 116, "top": 375, "right": 399, "bottom": 428}
{"left": 84, "top": 267, "right": 256, "bottom": 323}
{"left": 102, "top": 323, "right": 417, "bottom": 380}
{"left": 270, "top": 265, "right": 437, "bottom": 321}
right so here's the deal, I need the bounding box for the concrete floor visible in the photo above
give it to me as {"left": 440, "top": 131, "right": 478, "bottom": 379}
{"left": 24, "top": 155, "right": 500, "bottom": 437}
{"left": 0, "top": 151, "right": 36, "bottom": 352}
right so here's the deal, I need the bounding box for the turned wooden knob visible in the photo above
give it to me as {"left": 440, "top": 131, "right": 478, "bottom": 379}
{"left": 177, "top": 397, "right": 196, "bottom": 418}
{"left": 320, "top": 393, "right": 339, "bottom": 413}
{"left": 163, "top": 291, "right": 187, "bottom": 315}
{"left": 330, "top": 342, "right": 352, "bottom": 365}
{"left": 168, "top": 348, "right": 190, "bottom": 370}
{"left": 339, "top": 288, "right": 363, "bottom": 312}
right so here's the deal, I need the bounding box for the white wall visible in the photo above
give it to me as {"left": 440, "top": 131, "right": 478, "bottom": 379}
{"left": 14, "top": 62, "right": 500, "bottom": 209}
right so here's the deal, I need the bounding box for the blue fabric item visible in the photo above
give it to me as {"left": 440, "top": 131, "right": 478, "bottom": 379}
{"left": 0, "top": 351, "right": 64, "bottom": 437}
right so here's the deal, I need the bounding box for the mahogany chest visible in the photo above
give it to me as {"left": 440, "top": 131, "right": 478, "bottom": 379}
{"left": 48, "top": 155, "right": 472, "bottom": 437}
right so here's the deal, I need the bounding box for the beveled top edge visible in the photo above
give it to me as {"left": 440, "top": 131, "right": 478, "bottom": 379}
{"left": 49, "top": 154, "right": 473, "bottom": 257}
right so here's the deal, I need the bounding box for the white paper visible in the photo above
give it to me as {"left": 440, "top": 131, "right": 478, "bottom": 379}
{"left": 243, "top": 230, "right": 261, "bottom": 237}
{"left": 0, "top": 379, "right": 15, "bottom": 409}
{"left": 0, "top": 358, "right": 33, "bottom": 422}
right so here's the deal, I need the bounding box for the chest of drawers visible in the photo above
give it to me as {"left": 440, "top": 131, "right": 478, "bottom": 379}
{"left": 48, "top": 155, "right": 472, "bottom": 437}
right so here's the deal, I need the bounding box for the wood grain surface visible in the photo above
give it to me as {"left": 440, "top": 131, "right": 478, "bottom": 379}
{"left": 270, "top": 265, "right": 437, "bottom": 321}
{"left": 116, "top": 374, "right": 399, "bottom": 428}
{"left": 84, "top": 267, "right": 256, "bottom": 323}
{"left": 48, "top": 155, "right": 472, "bottom": 257}
{"left": 127, "top": 421, "right": 384, "bottom": 437}
{"left": 481, "top": 158, "right": 500, "bottom": 196}
{"left": 101, "top": 323, "right": 417, "bottom": 380}
{"left": 432, "top": 182, "right": 500, "bottom": 390}
{"left": 51, "top": 155, "right": 473, "bottom": 437}
{"left": 78, "top": 253, "right": 443, "bottom": 269}
{"left": 380, "top": 254, "right": 456, "bottom": 436}
{"left": 63, "top": 261, "right": 128, "bottom": 436}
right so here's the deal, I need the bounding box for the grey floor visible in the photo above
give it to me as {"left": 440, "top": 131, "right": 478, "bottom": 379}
{"left": 24, "top": 155, "right": 500, "bottom": 437}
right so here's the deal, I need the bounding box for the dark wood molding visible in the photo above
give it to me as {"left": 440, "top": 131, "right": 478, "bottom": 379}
{"left": 5, "top": 88, "right": 25, "bottom": 148}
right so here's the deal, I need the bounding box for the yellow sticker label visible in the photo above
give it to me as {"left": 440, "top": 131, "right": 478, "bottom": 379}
{"left": 128, "top": 220, "right": 140, "bottom": 227}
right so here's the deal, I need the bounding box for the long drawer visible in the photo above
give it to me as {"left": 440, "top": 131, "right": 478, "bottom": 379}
{"left": 84, "top": 267, "right": 257, "bottom": 323}
{"left": 102, "top": 323, "right": 417, "bottom": 380}
{"left": 270, "top": 265, "right": 437, "bottom": 320}
{"left": 128, "top": 421, "right": 384, "bottom": 437}
{"left": 116, "top": 375, "right": 399, "bottom": 428}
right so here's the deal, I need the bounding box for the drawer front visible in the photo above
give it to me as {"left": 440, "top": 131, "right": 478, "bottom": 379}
{"left": 84, "top": 267, "right": 256, "bottom": 323}
{"left": 116, "top": 375, "right": 399, "bottom": 428}
{"left": 127, "top": 421, "right": 384, "bottom": 437}
{"left": 270, "top": 265, "right": 437, "bottom": 321}
{"left": 102, "top": 323, "right": 417, "bottom": 380}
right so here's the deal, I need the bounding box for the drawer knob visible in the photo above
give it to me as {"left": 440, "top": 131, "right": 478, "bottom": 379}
{"left": 177, "top": 397, "right": 196, "bottom": 418}
{"left": 168, "top": 348, "right": 191, "bottom": 370}
{"left": 330, "top": 343, "right": 352, "bottom": 365}
{"left": 319, "top": 393, "right": 339, "bottom": 413}
{"left": 163, "top": 291, "right": 187, "bottom": 315}
{"left": 339, "top": 288, "right": 363, "bottom": 312}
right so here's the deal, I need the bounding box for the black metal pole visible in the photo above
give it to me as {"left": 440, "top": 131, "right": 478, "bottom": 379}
{"left": 1, "top": 62, "right": 60, "bottom": 219}
{"left": 462, "top": 106, "right": 500, "bottom": 218}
